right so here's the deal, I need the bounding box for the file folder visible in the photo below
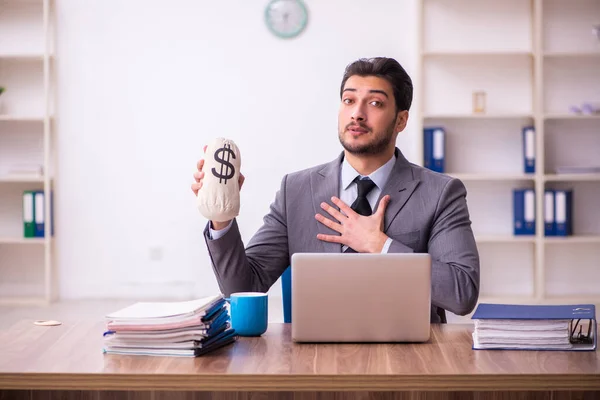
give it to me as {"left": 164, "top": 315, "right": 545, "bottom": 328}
{"left": 34, "top": 191, "right": 45, "bottom": 237}
{"left": 23, "top": 190, "right": 36, "bottom": 238}
{"left": 33, "top": 190, "right": 54, "bottom": 237}
{"left": 513, "top": 189, "right": 535, "bottom": 235}
{"left": 522, "top": 126, "right": 535, "bottom": 174}
{"left": 555, "top": 189, "right": 573, "bottom": 236}
{"left": 544, "top": 189, "right": 555, "bottom": 236}
{"left": 424, "top": 127, "right": 445, "bottom": 173}
{"left": 472, "top": 303, "right": 597, "bottom": 351}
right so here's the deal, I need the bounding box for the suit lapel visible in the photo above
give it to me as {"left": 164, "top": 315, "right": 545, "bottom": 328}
{"left": 310, "top": 152, "right": 343, "bottom": 253}
{"left": 375, "top": 148, "right": 420, "bottom": 233}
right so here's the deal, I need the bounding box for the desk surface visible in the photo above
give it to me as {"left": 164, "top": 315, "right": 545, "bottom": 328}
{"left": 0, "top": 321, "right": 598, "bottom": 391}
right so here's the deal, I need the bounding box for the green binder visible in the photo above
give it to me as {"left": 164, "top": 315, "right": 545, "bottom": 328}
{"left": 23, "top": 190, "right": 36, "bottom": 238}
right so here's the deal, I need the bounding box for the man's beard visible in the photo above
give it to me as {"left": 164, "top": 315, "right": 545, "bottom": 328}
{"left": 339, "top": 118, "right": 396, "bottom": 155}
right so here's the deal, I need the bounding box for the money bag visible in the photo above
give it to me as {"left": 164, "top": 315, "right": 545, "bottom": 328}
{"left": 197, "top": 137, "right": 241, "bottom": 222}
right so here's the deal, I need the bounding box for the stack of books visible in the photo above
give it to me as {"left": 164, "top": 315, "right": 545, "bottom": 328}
{"left": 103, "top": 294, "right": 237, "bottom": 357}
{"left": 471, "top": 303, "right": 597, "bottom": 351}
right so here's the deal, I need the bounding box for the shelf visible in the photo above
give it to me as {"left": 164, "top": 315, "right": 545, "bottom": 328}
{"left": 544, "top": 174, "right": 600, "bottom": 182}
{"left": 0, "top": 175, "right": 46, "bottom": 183}
{"left": 419, "top": 0, "right": 600, "bottom": 315}
{"left": 0, "top": 115, "right": 47, "bottom": 122}
{"left": 478, "top": 296, "right": 536, "bottom": 304}
{"left": 0, "top": 237, "right": 46, "bottom": 244}
{"left": 475, "top": 235, "right": 535, "bottom": 244}
{"left": 424, "top": 114, "right": 533, "bottom": 120}
{"left": 543, "top": 52, "right": 600, "bottom": 58}
{"left": 544, "top": 114, "right": 600, "bottom": 120}
{"left": 0, "top": 54, "right": 53, "bottom": 61}
{"left": 447, "top": 173, "right": 535, "bottom": 182}
{"left": 422, "top": 51, "right": 533, "bottom": 58}
{"left": 544, "top": 235, "right": 600, "bottom": 244}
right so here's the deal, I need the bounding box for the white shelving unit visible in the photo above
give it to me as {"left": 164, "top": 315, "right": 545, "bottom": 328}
{"left": 0, "top": 0, "right": 56, "bottom": 304}
{"left": 418, "top": 0, "right": 600, "bottom": 313}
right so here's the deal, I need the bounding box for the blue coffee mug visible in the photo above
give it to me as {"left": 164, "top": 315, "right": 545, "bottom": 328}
{"left": 227, "top": 292, "right": 268, "bottom": 336}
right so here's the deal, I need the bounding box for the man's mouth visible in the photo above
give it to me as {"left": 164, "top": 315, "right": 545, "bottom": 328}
{"left": 347, "top": 125, "right": 369, "bottom": 134}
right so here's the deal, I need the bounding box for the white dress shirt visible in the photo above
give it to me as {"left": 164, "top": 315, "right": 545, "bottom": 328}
{"left": 210, "top": 154, "right": 396, "bottom": 253}
{"left": 339, "top": 153, "right": 395, "bottom": 253}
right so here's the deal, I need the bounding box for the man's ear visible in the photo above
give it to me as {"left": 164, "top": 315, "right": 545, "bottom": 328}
{"left": 395, "top": 110, "right": 409, "bottom": 132}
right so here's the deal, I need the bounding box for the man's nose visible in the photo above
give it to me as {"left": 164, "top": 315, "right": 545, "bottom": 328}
{"left": 351, "top": 104, "right": 366, "bottom": 121}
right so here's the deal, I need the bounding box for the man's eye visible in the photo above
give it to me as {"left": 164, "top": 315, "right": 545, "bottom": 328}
{"left": 343, "top": 98, "right": 353, "bottom": 104}
{"left": 370, "top": 101, "right": 382, "bottom": 107}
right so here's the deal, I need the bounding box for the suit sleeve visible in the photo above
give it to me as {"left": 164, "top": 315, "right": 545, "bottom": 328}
{"left": 204, "top": 175, "right": 290, "bottom": 296}
{"left": 426, "top": 178, "right": 480, "bottom": 315}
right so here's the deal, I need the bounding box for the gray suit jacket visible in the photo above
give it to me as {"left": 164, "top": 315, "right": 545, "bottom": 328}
{"left": 204, "top": 148, "right": 480, "bottom": 323}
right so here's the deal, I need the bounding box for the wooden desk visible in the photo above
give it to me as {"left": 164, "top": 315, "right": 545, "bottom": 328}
{"left": 0, "top": 321, "right": 598, "bottom": 400}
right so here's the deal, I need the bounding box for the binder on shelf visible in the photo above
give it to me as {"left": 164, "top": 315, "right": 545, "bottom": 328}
{"left": 23, "top": 190, "right": 36, "bottom": 238}
{"left": 424, "top": 127, "right": 445, "bottom": 173}
{"left": 513, "top": 189, "right": 535, "bottom": 235}
{"left": 522, "top": 126, "right": 535, "bottom": 174}
{"left": 544, "top": 189, "right": 556, "bottom": 236}
{"left": 472, "top": 303, "right": 597, "bottom": 351}
{"left": 33, "top": 190, "right": 54, "bottom": 238}
{"left": 555, "top": 189, "right": 573, "bottom": 236}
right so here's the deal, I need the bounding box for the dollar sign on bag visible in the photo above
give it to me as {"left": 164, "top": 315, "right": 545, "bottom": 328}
{"left": 212, "top": 144, "right": 236, "bottom": 184}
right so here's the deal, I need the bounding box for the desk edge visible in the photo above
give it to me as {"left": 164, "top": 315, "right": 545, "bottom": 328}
{"left": 1, "top": 373, "right": 600, "bottom": 391}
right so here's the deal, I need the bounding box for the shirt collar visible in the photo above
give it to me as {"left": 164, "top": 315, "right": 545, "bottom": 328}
{"left": 341, "top": 153, "right": 397, "bottom": 191}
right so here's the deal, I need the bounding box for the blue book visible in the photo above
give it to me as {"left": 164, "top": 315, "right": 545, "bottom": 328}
{"left": 472, "top": 303, "right": 597, "bottom": 351}
{"left": 522, "top": 126, "right": 535, "bottom": 173}
{"left": 544, "top": 189, "right": 556, "bottom": 236}
{"left": 555, "top": 189, "right": 573, "bottom": 236}
{"left": 513, "top": 189, "right": 535, "bottom": 235}
{"left": 423, "top": 127, "right": 445, "bottom": 173}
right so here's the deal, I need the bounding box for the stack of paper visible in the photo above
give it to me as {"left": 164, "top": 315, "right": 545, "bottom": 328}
{"left": 471, "top": 303, "right": 597, "bottom": 351}
{"left": 103, "top": 294, "right": 237, "bottom": 357}
{"left": 473, "top": 319, "right": 572, "bottom": 350}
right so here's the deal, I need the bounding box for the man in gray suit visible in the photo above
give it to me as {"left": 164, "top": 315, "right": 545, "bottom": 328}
{"left": 192, "top": 57, "right": 480, "bottom": 323}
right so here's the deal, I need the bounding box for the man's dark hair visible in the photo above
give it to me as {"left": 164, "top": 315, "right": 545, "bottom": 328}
{"left": 340, "top": 57, "right": 413, "bottom": 114}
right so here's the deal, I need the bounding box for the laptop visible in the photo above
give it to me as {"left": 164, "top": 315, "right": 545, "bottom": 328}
{"left": 291, "top": 252, "right": 431, "bottom": 343}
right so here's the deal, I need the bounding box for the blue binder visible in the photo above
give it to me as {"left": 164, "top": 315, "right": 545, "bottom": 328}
{"left": 33, "top": 190, "right": 54, "bottom": 237}
{"left": 472, "top": 303, "right": 597, "bottom": 351}
{"left": 522, "top": 126, "right": 535, "bottom": 173}
{"left": 555, "top": 189, "right": 573, "bottom": 236}
{"left": 513, "top": 189, "right": 535, "bottom": 235}
{"left": 544, "top": 189, "right": 556, "bottom": 236}
{"left": 424, "top": 127, "right": 445, "bottom": 173}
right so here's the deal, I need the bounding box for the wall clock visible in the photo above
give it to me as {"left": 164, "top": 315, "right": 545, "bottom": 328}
{"left": 264, "top": 0, "right": 308, "bottom": 39}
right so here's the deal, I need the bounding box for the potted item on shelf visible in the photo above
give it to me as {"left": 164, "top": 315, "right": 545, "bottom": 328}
{"left": 472, "top": 91, "right": 486, "bottom": 114}
{"left": 0, "top": 87, "right": 4, "bottom": 114}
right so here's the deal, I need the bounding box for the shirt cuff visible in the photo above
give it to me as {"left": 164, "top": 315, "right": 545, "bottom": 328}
{"left": 209, "top": 220, "right": 233, "bottom": 240}
{"left": 380, "top": 237, "right": 393, "bottom": 253}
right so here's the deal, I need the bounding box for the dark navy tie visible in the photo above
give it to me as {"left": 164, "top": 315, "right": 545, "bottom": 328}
{"left": 344, "top": 177, "right": 376, "bottom": 253}
{"left": 351, "top": 177, "right": 376, "bottom": 216}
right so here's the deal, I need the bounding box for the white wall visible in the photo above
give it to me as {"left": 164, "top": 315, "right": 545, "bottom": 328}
{"left": 54, "top": 0, "right": 420, "bottom": 300}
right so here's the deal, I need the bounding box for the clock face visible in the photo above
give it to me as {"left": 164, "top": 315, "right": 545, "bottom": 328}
{"left": 264, "top": 0, "right": 308, "bottom": 39}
